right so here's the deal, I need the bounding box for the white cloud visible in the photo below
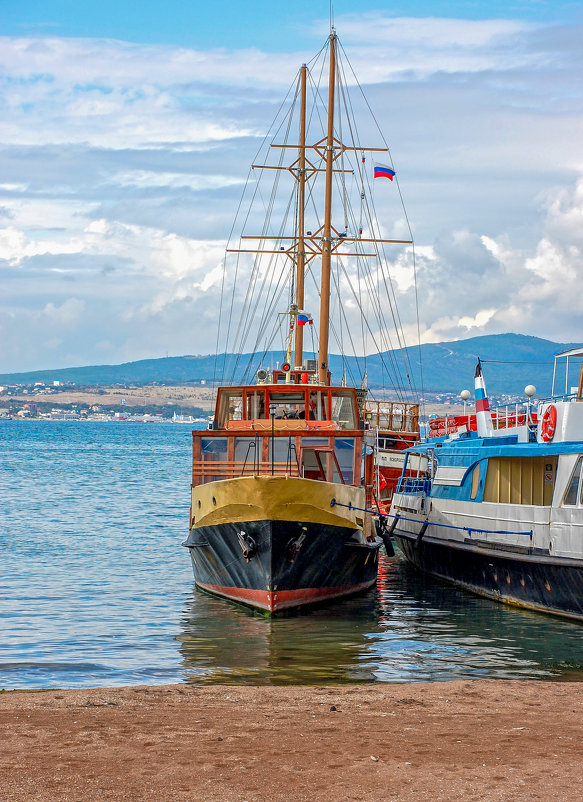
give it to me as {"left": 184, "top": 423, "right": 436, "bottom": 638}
{"left": 42, "top": 298, "right": 85, "bottom": 325}
{"left": 1, "top": 13, "right": 583, "bottom": 372}
{"left": 108, "top": 170, "right": 244, "bottom": 191}
{"left": 404, "top": 176, "right": 583, "bottom": 344}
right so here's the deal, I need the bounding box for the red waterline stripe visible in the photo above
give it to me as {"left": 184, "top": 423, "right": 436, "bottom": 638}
{"left": 196, "top": 580, "right": 376, "bottom": 612}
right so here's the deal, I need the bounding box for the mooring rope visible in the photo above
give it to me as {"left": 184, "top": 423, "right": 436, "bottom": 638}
{"left": 329, "top": 499, "right": 534, "bottom": 538}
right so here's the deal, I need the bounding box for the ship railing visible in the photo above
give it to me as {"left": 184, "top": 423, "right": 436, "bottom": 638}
{"left": 396, "top": 477, "right": 431, "bottom": 494}
{"left": 363, "top": 401, "right": 419, "bottom": 433}
{"left": 192, "top": 460, "right": 301, "bottom": 481}
{"left": 490, "top": 401, "right": 537, "bottom": 430}
{"left": 547, "top": 391, "right": 581, "bottom": 403}
{"left": 428, "top": 402, "right": 538, "bottom": 439}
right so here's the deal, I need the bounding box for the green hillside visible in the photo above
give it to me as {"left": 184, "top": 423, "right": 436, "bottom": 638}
{"left": 0, "top": 334, "right": 580, "bottom": 397}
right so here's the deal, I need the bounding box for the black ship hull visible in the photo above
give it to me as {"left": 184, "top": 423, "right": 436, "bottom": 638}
{"left": 184, "top": 519, "right": 380, "bottom": 613}
{"left": 394, "top": 531, "right": 583, "bottom": 621}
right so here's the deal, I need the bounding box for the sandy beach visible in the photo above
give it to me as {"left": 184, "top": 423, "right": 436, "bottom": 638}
{"left": 2, "top": 680, "right": 582, "bottom": 801}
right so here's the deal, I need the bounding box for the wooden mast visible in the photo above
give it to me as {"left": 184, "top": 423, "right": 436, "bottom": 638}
{"left": 317, "top": 32, "right": 336, "bottom": 385}
{"left": 293, "top": 64, "right": 307, "bottom": 370}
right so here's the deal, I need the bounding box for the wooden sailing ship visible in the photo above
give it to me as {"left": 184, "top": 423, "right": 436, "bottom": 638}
{"left": 183, "top": 31, "right": 419, "bottom": 612}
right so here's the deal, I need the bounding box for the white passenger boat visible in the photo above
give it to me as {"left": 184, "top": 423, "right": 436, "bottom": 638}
{"left": 390, "top": 349, "right": 583, "bottom": 620}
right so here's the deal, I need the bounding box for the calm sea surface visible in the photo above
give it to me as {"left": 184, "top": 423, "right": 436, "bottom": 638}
{"left": 1, "top": 420, "right": 582, "bottom": 690}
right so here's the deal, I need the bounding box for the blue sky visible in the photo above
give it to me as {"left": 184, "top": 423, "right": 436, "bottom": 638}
{"left": 1, "top": 1, "right": 583, "bottom": 372}
{"left": 1, "top": 1, "right": 580, "bottom": 48}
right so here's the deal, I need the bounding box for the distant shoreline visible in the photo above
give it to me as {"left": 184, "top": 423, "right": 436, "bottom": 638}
{"left": 1, "top": 383, "right": 461, "bottom": 422}
{"left": 0, "top": 416, "right": 209, "bottom": 423}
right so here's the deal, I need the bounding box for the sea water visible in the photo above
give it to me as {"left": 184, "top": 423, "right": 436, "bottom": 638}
{"left": 1, "top": 420, "right": 582, "bottom": 689}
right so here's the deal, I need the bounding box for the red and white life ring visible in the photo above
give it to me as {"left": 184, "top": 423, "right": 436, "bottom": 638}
{"left": 541, "top": 405, "right": 557, "bottom": 442}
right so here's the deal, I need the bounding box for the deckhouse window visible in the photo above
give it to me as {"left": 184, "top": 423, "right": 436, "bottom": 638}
{"left": 483, "top": 456, "right": 557, "bottom": 506}
{"left": 270, "top": 392, "right": 306, "bottom": 420}
{"left": 563, "top": 456, "right": 583, "bottom": 506}
{"left": 335, "top": 438, "right": 355, "bottom": 483}
{"left": 470, "top": 465, "right": 480, "bottom": 499}
{"left": 246, "top": 391, "right": 266, "bottom": 420}
{"left": 309, "top": 391, "right": 326, "bottom": 421}
{"left": 218, "top": 391, "right": 243, "bottom": 426}
{"left": 331, "top": 390, "right": 357, "bottom": 429}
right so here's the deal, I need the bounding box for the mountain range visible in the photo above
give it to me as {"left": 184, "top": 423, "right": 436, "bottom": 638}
{"left": 1, "top": 334, "right": 581, "bottom": 397}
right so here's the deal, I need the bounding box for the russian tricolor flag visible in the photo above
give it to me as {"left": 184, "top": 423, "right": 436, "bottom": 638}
{"left": 373, "top": 163, "right": 395, "bottom": 180}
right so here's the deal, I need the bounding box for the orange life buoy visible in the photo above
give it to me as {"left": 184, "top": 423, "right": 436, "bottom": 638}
{"left": 541, "top": 405, "right": 557, "bottom": 442}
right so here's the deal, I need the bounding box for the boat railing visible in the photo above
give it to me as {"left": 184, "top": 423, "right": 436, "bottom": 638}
{"left": 396, "top": 477, "right": 431, "bottom": 494}
{"left": 548, "top": 391, "right": 581, "bottom": 403}
{"left": 192, "top": 460, "right": 301, "bottom": 482}
{"left": 364, "top": 401, "right": 419, "bottom": 433}
{"left": 191, "top": 427, "right": 362, "bottom": 486}
{"left": 428, "top": 401, "right": 538, "bottom": 439}
{"left": 490, "top": 401, "right": 537, "bottom": 430}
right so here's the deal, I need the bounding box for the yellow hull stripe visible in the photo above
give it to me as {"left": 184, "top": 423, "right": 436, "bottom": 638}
{"left": 192, "top": 475, "right": 366, "bottom": 529}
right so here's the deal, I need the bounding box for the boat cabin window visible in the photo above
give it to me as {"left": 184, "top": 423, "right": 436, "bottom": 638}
{"left": 308, "top": 391, "right": 326, "bottom": 421}
{"left": 299, "top": 436, "right": 354, "bottom": 483}
{"left": 218, "top": 391, "right": 243, "bottom": 425}
{"left": 301, "top": 447, "right": 327, "bottom": 481}
{"left": 483, "top": 456, "right": 557, "bottom": 506}
{"left": 470, "top": 464, "right": 480, "bottom": 500}
{"left": 269, "top": 392, "right": 306, "bottom": 420}
{"left": 246, "top": 390, "right": 266, "bottom": 420}
{"left": 563, "top": 456, "right": 583, "bottom": 506}
{"left": 331, "top": 390, "right": 357, "bottom": 429}
{"left": 335, "top": 438, "right": 355, "bottom": 483}
{"left": 300, "top": 446, "right": 344, "bottom": 483}
{"left": 201, "top": 438, "right": 228, "bottom": 458}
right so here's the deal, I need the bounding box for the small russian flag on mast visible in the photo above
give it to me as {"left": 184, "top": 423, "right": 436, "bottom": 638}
{"left": 373, "top": 163, "right": 396, "bottom": 180}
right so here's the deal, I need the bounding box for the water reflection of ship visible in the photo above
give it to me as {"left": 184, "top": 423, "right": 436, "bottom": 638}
{"left": 177, "top": 579, "right": 388, "bottom": 685}
{"left": 378, "top": 557, "right": 583, "bottom": 680}
{"left": 178, "top": 555, "right": 583, "bottom": 684}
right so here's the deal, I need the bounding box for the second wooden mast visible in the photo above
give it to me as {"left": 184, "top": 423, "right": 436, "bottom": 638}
{"left": 292, "top": 33, "right": 336, "bottom": 385}
{"left": 317, "top": 32, "right": 336, "bottom": 385}
{"left": 293, "top": 63, "right": 307, "bottom": 371}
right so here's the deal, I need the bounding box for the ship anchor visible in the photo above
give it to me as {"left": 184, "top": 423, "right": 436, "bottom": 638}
{"left": 237, "top": 531, "right": 257, "bottom": 562}
{"left": 286, "top": 532, "right": 307, "bottom": 563}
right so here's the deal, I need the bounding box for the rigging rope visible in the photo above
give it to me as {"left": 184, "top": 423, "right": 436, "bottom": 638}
{"left": 216, "top": 35, "right": 421, "bottom": 405}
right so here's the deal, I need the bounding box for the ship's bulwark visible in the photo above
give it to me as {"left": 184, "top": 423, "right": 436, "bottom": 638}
{"left": 395, "top": 533, "right": 583, "bottom": 621}
{"left": 184, "top": 520, "right": 380, "bottom": 612}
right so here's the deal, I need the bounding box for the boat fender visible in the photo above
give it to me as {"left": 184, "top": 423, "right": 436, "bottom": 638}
{"left": 387, "top": 514, "right": 400, "bottom": 536}
{"left": 541, "top": 405, "right": 557, "bottom": 442}
{"left": 374, "top": 516, "right": 395, "bottom": 557}
{"left": 415, "top": 521, "right": 429, "bottom": 548}
{"left": 237, "top": 531, "right": 257, "bottom": 562}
